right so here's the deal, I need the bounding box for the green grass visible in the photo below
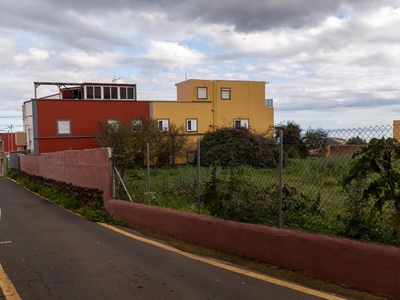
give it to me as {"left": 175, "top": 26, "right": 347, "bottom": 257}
{"left": 8, "top": 172, "right": 126, "bottom": 226}
{"left": 118, "top": 156, "right": 400, "bottom": 246}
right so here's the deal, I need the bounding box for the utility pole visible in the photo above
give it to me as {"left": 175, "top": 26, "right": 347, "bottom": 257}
{"left": 6, "top": 125, "right": 13, "bottom": 152}
{"left": 10, "top": 125, "right": 13, "bottom": 152}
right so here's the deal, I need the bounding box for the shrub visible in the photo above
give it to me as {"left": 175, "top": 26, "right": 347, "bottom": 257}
{"left": 200, "top": 127, "right": 284, "bottom": 168}
{"left": 343, "top": 137, "right": 400, "bottom": 236}
{"left": 201, "top": 166, "right": 319, "bottom": 227}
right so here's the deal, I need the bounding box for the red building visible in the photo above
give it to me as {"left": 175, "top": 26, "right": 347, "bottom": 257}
{"left": 0, "top": 132, "right": 19, "bottom": 153}
{"left": 23, "top": 82, "right": 151, "bottom": 155}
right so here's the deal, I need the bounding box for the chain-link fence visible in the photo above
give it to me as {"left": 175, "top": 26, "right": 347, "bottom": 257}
{"left": 112, "top": 124, "right": 400, "bottom": 246}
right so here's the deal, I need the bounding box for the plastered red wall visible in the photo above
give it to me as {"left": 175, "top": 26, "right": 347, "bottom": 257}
{"left": 19, "top": 148, "right": 113, "bottom": 209}
{"left": 0, "top": 133, "right": 18, "bottom": 152}
{"left": 108, "top": 199, "right": 400, "bottom": 299}
{"left": 35, "top": 100, "right": 150, "bottom": 154}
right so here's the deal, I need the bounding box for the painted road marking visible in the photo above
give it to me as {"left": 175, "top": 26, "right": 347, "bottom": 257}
{"left": 100, "top": 223, "right": 346, "bottom": 300}
{"left": 0, "top": 264, "right": 21, "bottom": 300}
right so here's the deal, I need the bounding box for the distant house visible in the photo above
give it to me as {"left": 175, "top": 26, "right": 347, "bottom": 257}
{"left": 0, "top": 132, "right": 23, "bottom": 153}
{"left": 22, "top": 80, "right": 274, "bottom": 156}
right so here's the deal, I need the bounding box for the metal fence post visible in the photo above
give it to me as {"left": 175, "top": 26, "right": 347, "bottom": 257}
{"left": 171, "top": 136, "right": 175, "bottom": 167}
{"left": 147, "top": 143, "right": 151, "bottom": 205}
{"left": 111, "top": 148, "right": 116, "bottom": 199}
{"left": 197, "top": 139, "right": 201, "bottom": 214}
{"left": 279, "top": 130, "right": 283, "bottom": 228}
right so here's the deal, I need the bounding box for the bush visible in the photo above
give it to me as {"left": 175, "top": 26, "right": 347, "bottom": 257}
{"left": 201, "top": 166, "right": 320, "bottom": 227}
{"left": 200, "top": 127, "right": 284, "bottom": 168}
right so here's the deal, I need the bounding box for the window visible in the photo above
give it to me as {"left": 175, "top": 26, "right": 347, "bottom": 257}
{"left": 107, "top": 119, "right": 119, "bottom": 131}
{"left": 111, "top": 87, "right": 118, "bottom": 99}
{"left": 186, "top": 118, "right": 198, "bottom": 132}
{"left": 86, "top": 86, "right": 93, "bottom": 99}
{"left": 157, "top": 119, "right": 170, "bottom": 131}
{"left": 233, "top": 118, "right": 249, "bottom": 128}
{"left": 120, "top": 87, "right": 126, "bottom": 99}
{"left": 127, "top": 87, "right": 135, "bottom": 100}
{"left": 94, "top": 87, "right": 101, "bottom": 99}
{"left": 103, "top": 87, "right": 111, "bottom": 99}
{"left": 131, "top": 119, "right": 142, "bottom": 132}
{"left": 265, "top": 99, "right": 273, "bottom": 107}
{"left": 221, "top": 88, "right": 231, "bottom": 100}
{"left": 197, "top": 87, "right": 208, "bottom": 100}
{"left": 57, "top": 120, "right": 71, "bottom": 135}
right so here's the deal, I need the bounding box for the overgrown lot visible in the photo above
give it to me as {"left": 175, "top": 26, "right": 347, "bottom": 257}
{"left": 120, "top": 154, "right": 400, "bottom": 246}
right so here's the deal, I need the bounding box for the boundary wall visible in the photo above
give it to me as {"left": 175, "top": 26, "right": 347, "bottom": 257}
{"left": 18, "top": 149, "right": 400, "bottom": 299}
{"left": 108, "top": 200, "right": 400, "bottom": 299}
{"left": 18, "top": 148, "right": 113, "bottom": 210}
{"left": 325, "top": 145, "right": 364, "bottom": 157}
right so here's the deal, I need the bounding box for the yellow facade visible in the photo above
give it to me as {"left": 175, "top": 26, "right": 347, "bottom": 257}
{"left": 151, "top": 79, "right": 274, "bottom": 138}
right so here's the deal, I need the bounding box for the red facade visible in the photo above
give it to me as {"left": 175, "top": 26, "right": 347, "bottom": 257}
{"left": 32, "top": 100, "right": 150, "bottom": 155}
{"left": 0, "top": 133, "right": 18, "bottom": 153}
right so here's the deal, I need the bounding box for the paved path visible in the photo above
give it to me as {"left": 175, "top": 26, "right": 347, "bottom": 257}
{"left": 0, "top": 178, "right": 346, "bottom": 300}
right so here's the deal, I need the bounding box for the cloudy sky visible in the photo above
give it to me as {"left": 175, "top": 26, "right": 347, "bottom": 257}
{"left": 1, "top": 0, "right": 400, "bottom": 133}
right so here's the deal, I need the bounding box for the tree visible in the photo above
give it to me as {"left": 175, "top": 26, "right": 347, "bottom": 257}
{"left": 200, "top": 127, "right": 283, "bottom": 168}
{"left": 346, "top": 136, "right": 367, "bottom": 145}
{"left": 274, "top": 121, "right": 308, "bottom": 159}
{"left": 303, "top": 127, "right": 328, "bottom": 153}
{"left": 94, "top": 117, "right": 189, "bottom": 173}
{"left": 343, "top": 137, "right": 400, "bottom": 235}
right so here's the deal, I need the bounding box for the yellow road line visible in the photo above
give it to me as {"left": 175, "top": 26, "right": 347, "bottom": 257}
{"left": 100, "top": 223, "right": 346, "bottom": 300}
{"left": 0, "top": 264, "right": 21, "bottom": 300}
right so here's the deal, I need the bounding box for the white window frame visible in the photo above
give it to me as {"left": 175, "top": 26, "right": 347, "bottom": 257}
{"left": 107, "top": 119, "right": 119, "bottom": 131}
{"left": 221, "top": 88, "right": 231, "bottom": 100}
{"left": 86, "top": 86, "right": 94, "bottom": 99}
{"left": 157, "top": 119, "right": 170, "bottom": 131}
{"left": 197, "top": 87, "right": 208, "bottom": 100}
{"left": 131, "top": 119, "right": 142, "bottom": 132}
{"left": 57, "top": 120, "right": 71, "bottom": 135}
{"left": 186, "top": 118, "right": 198, "bottom": 132}
{"left": 94, "top": 86, "right": 102, "bottom": 99}
{"left": 233, "top": 118, "right": 249, "bottom": 128}
{"left": 127, "top": 87, "right": 135, "bottom": 100}
{"left": 103, "top": 86, "right": 111, "bottom": 99}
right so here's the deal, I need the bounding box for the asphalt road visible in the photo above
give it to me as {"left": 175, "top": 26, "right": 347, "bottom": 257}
{"left": 0, "top": 178, "right": 345, "bottom": 300}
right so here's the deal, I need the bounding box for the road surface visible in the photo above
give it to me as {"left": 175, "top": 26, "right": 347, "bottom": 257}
{"left": 0, "top": 178, "right": 346, "bottom": 300}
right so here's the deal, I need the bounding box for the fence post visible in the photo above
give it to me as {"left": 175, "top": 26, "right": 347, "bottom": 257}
{"left": 279, "top": 130, "right": 283, "bottom": 228}
{"left": 147, "top": 143, "right": 151, "bottom": 205}
{"left": 111, "top": 148, "right": 116, "bottom": 199}
{"left": 197, "top": 139, "right": 201, "bottom": 214}
{"left": 171, "top": 136, "right": 175, "bottom": 167}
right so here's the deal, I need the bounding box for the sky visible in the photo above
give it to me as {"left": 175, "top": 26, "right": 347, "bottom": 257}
{"left": 1, "top": 0, "right": 400, "bottom": 134}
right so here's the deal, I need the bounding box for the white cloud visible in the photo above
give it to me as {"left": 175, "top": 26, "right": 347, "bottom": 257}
{"left": 137, "top": 41, "right": 205, "bottom": 71}
{"left": 0, "top": 0, "right": 400, "bottom": 130}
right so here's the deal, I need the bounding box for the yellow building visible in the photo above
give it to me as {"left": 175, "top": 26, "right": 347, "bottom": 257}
{"left": 151, "top": 79, "right": 274, "bottom": 140}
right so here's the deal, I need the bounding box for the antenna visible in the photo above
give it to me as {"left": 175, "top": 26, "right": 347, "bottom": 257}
{"left": 112, "top": 76, "right": 123, "bottom": 83}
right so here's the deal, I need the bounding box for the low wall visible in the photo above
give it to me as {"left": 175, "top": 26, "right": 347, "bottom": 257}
{"left": 19, "top": 148, "right": 113, "bottom": 209}
{"left": 325, "top": 145, "right": 364, "bottom": 157}
{"left": 108, "top": 199, "right": 400, "bottom": 299}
